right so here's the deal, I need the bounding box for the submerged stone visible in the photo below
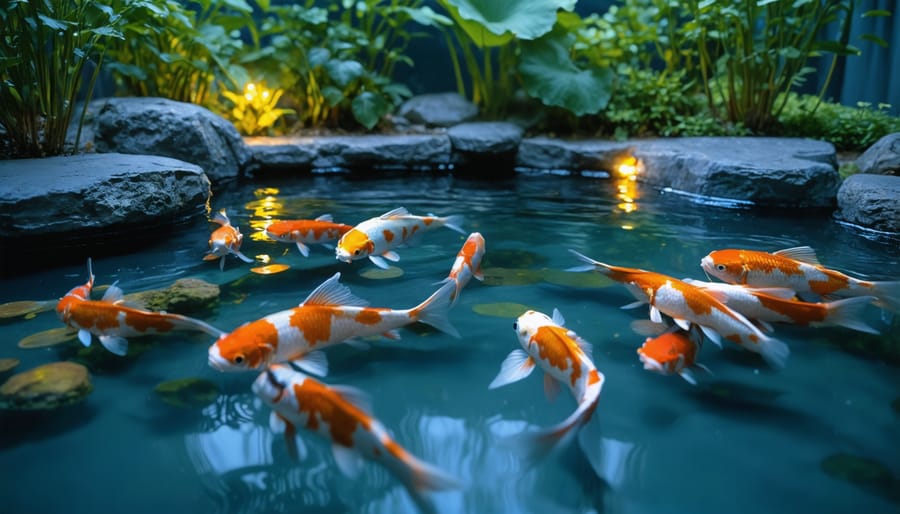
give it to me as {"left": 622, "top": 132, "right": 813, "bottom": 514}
{"left": 154, "top": 377, "right": 220, "bottom": 408}
{"left": 0, "top": 361, "right": 92, "bottom": 410}
{"left": 821, "top": 453, "right": 899, "bottom": 503}
{"left": 124, "top": 278, "right": 220, "bottom": 315}
{"left": 18, "top": 327, "right": 78, "bottom": 349}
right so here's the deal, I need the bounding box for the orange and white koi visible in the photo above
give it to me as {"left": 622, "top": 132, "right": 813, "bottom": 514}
{"left": 203, "top": 209, "right": 254, "bottom": 271}
{"left": 436, "top": 232, "right": 485, "bottom": 305}
{"left": 489, "top": 309, "right": 603, "bottom": 459}
{"left": 208, "top": 272, "right": 459, "bottom": 373}
{"left": 569, "top": 249, "right": 790, "bottom": 368}
{"left": 701, "top": 246, "right": 900, "bottom": 312}
{"left": 265, "top": 214, "right": 353, "bottom": 257}
{"left": 632, "top": 320, "right": 708, "bottom": 385}
{"left": 335, "top": 207, "right": 465, "bottom": 269}
{"left": 253, "top": 364, "right": 461, "bottom": 512}
{"left": 684, "top": 278, "right": 880, "bottom": 334}
{"left": 56, "top": 259, "right": 224, "bottom": 356}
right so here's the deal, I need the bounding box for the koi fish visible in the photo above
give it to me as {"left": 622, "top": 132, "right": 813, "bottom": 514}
{"left": 632, "top": 320, "right": 709, "bottom": 385}
{"left": 56, "top": 259, "right": 224, "bottom": 356}
{"left": 265, "top": 214, "right": 353, "bottom": 257}
{"left": 335, "top": 207, "right": 465, "bottom": 269}
{"left": 208, "top": 272, "right": 459, "bottom": 373}
{"left": 568, "top": 249, "right": 790, "bottom": 368}
{"left": 253, "top": 364, "right": 460, "bottom": 513}
{"left": 701, "top": 246, "right": 900, "bottom": 312}
{"left": 435, "top": 232, "right": 485, "bottom": 305}
{"left": 683, "top": 278, "right": 880, "bottom": 334}
{"left": 203, "top": 209, "right": 254, "bottom": 271}
{"left": 489, "top": 308, "right": 604, "bottom": 459}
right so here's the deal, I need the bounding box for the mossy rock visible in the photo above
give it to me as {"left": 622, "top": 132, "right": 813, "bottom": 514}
{"left": 154, "top": 377, "right": 220, "bottom": 408}
{"left": 0, "top": 361, "right": 92, "bottom": 410}
{"left": 821, "top": 453, "right": 899, "bottom": 503}
{"left": 125, "top": 278, "right": 220, "bottom": 315}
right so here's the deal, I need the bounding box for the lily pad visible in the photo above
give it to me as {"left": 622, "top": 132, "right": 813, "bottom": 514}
{"left": 821, "top": 453, "right": 899, "bottom": 503}
{"left": 125, "top": 278, "right": 220, "bottom": 315}
{"left": 360, "top": 266, "right": 404, "bottom": 280}
{"left": 18, "top": 327, "right": 78, "bottom": 349}
{"left": 473, "top": 302, "right": 534, "bottom": 318}
{"left": 0, "top": 299, "right": 55, "bottom": 319}
{"left": 0, "top": 358, "right": 20, "bottom": 373}
{"left": 250, "top": 264, "right": 290, "bottom": 275}
{"left": 154, "top": 378, "right": 220, "bottom": 408}
{"left": 0, "top": 361, "right": 92, "bottom": 410}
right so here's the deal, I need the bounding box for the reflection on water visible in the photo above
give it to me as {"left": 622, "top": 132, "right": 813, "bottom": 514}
{"left": 1, "top": 173, "right": 898, "bottom": 514}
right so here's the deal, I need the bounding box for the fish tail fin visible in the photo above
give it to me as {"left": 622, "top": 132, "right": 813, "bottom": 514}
{"left": 390, "top": 447, "right": 460, "bottom": 514}
{"left": 211, "top": 209, "right": 229, "bottom": 226}
{"left": 509, "top": 393, "right": 599, "bottom": 466}
{"left": 410, "top": 280, "right": 460, "bottom": 338}
{"left": 871, "top": 280, "right": 900, "bottom": 314}
{"left": 167, "top": 313, "right": 226, "bottom": 337}
{"left": 758, "top": 334, "right": 790, "bottom": 369}
{"left": 441, "top": 215, "right": 466, "bottom": 235}
{"left": 566, "top": 249, "right": 611, "bottom": 274}
{"left": 824, "top": 296, "right": 880, "bottom": 334}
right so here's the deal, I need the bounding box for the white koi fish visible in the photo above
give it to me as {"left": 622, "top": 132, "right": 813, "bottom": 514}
{"left": 436, "top": 232, "right": 485, "bottom": 305}
{"left": 253, "top": 364, "right": 461, "bottom": 513}
{"left": 204, "top": 209, "right": 254, "bottom": 271}
{"left": 335, "top": 207, "right": 465, "bottom": 269}
{"left": 56, "top": 259, "right": 224, "bottom": 356}
{"left": 489, "top": 308, "right": 604, "bottom": 460}
{"left": 569, "top": 249, "right": 789, "bottom": 368}
{"left": 265, "top": 214, "right": 353, "bottom": 257}
{"left": 683, "top": 278, "right": 880, "bottom": 334}
{"left": 207, "top": 272, "right": 459, "bottom": 374}
{"left": 701, "top": 246, "right": 900, "bottom": 312}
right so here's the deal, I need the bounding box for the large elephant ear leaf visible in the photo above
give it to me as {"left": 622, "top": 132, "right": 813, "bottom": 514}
{"left": 519, "top": 31, "right": 614, "bottom": 116}
{"left": 439, "top": 0, "right": 576, "bottom": 47}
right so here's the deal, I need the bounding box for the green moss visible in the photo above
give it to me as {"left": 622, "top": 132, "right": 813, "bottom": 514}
{"left": 154, "top": 378, "right": 220, "bottom": 409}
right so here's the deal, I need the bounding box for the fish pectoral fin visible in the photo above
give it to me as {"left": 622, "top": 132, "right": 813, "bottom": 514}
{"left": 650, "top": 306, "right": 665, "bottom": 324}
{"left": 673, "top": 318, "right": 691, "bottom": 331}
{"left": 544, "top": 374, "right": 562, "bottom": 402}
{"left": 98, "top": 335, "right": 129, "bottom": 356}
{"left": 295, "top": 241, "right": 310, "bottom": 257}
{"left": 232, "top": 250, "right": 255, "bottom": 263}
{"left": 473, "top": 268, "right": 484, "bottom": 281}
{"left": 698, "top": 325, "right": 723, "bottom": 348}
{"left": 344, "top": 338, "right": 372, "bottom": 350}
{"left": 290, "top": 351, "right": 329, "bottom": 377}
{"left": 368, "top": 255, "right": 391, "bottom": 269}
{"left": 78, "top": 329, "right": 93, "bottom": 347}
{"left": 382, "top": 251, "right": 400, "bottom": 262}
{"left": 301, "top": 272, "right": 369, "bottom": 307}
{"left": 488, "top": 349, "right": 535, "bottom": 389}
{"left": 620, "top": 300, "right": 646, "bottom": 310}
{"left": 100, "top": 282, "right": 125, "bottom": 303}
{"left": 551, "top": 308, "right": 566, "bottom": 327}
{"left": 630, "top": 319, "right": 667, "bottom": 337}
{"left": 330, "top": 384, "right": 373, "bottom": 415}
{"left": 381, "top": 330, "right": 402, "bottom": 340}
{"left": 332, "top": 444, "right": 364, "bottom": 479}
{"left": 753, "top": 319, "right": 775, "bottom": 333}
{"left": 695, "top": 362, "right": 714, "bottom": 375}
{"left": 678, "top": 368, "right": 698, "bottom": 385}
{"left": 218, "top": 256, "right": 225, "bottom": 272}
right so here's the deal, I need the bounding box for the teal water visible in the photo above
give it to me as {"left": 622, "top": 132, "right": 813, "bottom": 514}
{"left": 1, "top": 173, "right": 898, "bottom": 514}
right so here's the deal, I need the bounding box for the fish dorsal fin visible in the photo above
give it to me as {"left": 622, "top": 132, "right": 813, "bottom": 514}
{"left": 380, "top": 207, "right": 409, "bottom": 219}
{"left": 488, "top": 349, "right": 535, "bottom": 389}
{"left": 78, "top": 329, "right": 93, "bottom": 347}
{"left": 774, "top": 246, "right": 820, "bottom": 265}
{"left": 570, "top": 331, "right": 593, "bottom": 359}
{"left": 331, "top": 384, "right": 373, "bottom": 416}
{"left": 101, "top": 282, "right": 125, "bottom": 303}
{"left": 315, "top": 214, "right": 334, "bottom": 222}
{"left": 332, "top": 444, "right": 364, "bottom": 479}
{"left": 552, "top": 308, "right": 566, "bottom": 326}
{"left": 99, "top": 335, "right": 128, "bottom": 356}
{"left": 301, "top": 273, "right": 369, "bottom": 307}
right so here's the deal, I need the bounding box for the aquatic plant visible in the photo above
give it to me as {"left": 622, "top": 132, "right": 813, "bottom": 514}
{"left": 0, "top": 0, "right": 123, "bottom": 158}
{"left": 221, "top": 81, "right": 295, "bottom": 136}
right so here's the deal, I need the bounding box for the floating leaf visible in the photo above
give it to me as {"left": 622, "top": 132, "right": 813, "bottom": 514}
{"left": 0, "top": 358, "right": 20, "bottom": 373}
{"left": 473, "top": 302, "right": 534, "bottom": 318}
{"left": 18, "top": 327, "right": 78, "bottom": 349}
{"left": 0, "top": 300, "right": 55, "bottom": 319}
{"left": 251, "top": 264, "right": 290, "bottom": 275}
{"left": 360, "top": 266, "right": 404, "bottom": 280}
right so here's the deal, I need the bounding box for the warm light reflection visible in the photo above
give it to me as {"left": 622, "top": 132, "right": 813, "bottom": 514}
{"left": 247, "top": 188, "right": 283, "bottom": 242}
{"left": 616, "top": 155, "right": 640, "bottom": 179}
{"left": 614, "top": 157, "right": 641, "bottom": 214}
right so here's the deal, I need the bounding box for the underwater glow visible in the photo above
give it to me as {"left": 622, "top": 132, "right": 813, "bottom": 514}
{"left": 247, "top": 189, "right": 283, "bottom": 242}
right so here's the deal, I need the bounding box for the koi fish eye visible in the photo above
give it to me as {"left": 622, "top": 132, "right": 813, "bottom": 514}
{"left": 512, "top": 321, "right": 518, "bottom": 331}
{"left": 233, "top": 354, "right": 245, "bottom": 365}
{"left": 354, "top": 249, "right": 361, "bottom": 256}
{"left": 716, "top": 264, "right": 727, "bottom": 272}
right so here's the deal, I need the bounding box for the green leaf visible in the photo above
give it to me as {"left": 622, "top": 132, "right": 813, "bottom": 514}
{"left": 396, "top": 6, "right": 453, "bottom": 27}
{"left": 322, "top": 86, "right": 344, "bottom": 107}
{"left": 438, "top": 0, "right": 577, "bottom": 47}
{"left": 308, "top": 47, "right": 331, "bottom": 67}
{"left": 222, "top": 0, "right": 253, "bottom": 13}
{"left": 324, "top": 59, "right": 364, "bottom": 87}
{"left": 519, "top": 31, "right": 613, "bottom": 116}
{"left": 861, "top": 10, "right": 891, "bottom": 17}
{"left": 37, "top": 14, "right": 71, "bottom": 31}
{"left": 860, "top": 34, "right": 888, "bottom": 48}
{"left": 351, "top": 91, "right": 390, "bottom": 129}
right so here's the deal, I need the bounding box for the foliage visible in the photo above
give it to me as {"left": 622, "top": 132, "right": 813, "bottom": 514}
{"left": 103, "top": 0, "right": 253, "bottom": 108}
{"left": 221, "top": 82, "right": 295, "bottom": 136}
{"left": 777, "top": 93, "right": 900, "bottom": 152}
{"left": 245, "top": 1, "right": 445, "bottom": 131}
{"left": 0, "top": 0, "right": 123, "bottom": 158}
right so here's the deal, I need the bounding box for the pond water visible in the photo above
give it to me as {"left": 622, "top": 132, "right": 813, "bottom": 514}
{"left": 1, "top": 172, "right": 898, "bottom": 514}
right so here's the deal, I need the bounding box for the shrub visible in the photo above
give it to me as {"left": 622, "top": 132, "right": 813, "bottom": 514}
{"left": 777, "top": 93, "right": 900, "bottom": 152}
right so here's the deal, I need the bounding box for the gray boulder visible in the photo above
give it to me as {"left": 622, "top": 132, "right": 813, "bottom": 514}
{"left": 93, "top": 97, "right": 250, "bottom": 183}
{"left": 516, "top": 137, "right": 634, "bottom": 173}
{"left": 0, "top": 152, "right": 209, "bottom": 240}
{"left": 855, "top": 132, "right": 900, "bottom": 176}
{"left": 397, "top": 93, "right": 478, "bottom": 127}
{"left": 636, "top": 137, "right": 839, "bottom": 207}
{"left": 311, "top": 135, "right": 452, "bottom": 171}
{"left": 834, "top": 174, "right": 900, "bottom": 233}
{"left": 243, "top": 136, "right": 318, "bottom": 173}
{"left": 449, "top": 122, "right": 524, "bottom": 173}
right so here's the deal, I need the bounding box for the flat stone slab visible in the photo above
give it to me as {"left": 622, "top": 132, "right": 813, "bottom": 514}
{"left": 834, "top": 174, "right": 900, "bottom": 233}
{"left": 0, "top": 153, "right": 210, "bottom": 253}
{"left": 516, "top": 137, "right": 634, "bottom": 173}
